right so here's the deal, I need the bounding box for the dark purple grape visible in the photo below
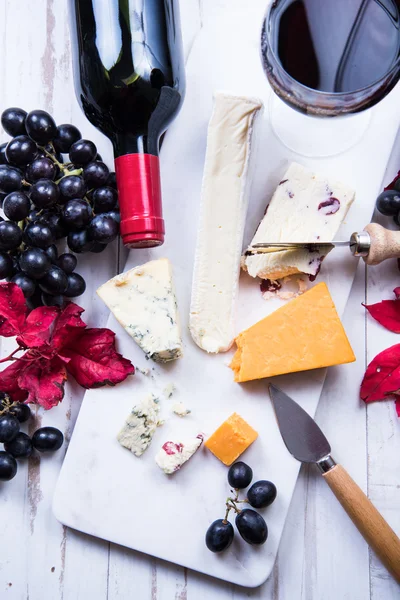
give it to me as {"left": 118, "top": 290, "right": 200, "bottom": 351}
{"left": 90, "top": 242, "right": 107, "bottom": 253}
{"left": 105, "top": 209, "right": 120, "bottom": 224}
{"left": 0, "top": 252, "right": 14, "bottom": 279}
{"left": 41, "top": 292, "right": 65, "bottom": 307}
{"left": 247, "top": 481, "right": 277, "bottom": 509}
{"left": 32, "top": 427, "right": 63, "bottom": 452}
{"left": 376, "top": 190, "right": 400, "bottom": 216}
{"left": 64, "top": 272, "right": 86, "bottom": 297}
{"left": 82, "top": 161, "right": 109, "bottom": 188}
{"left": 57, "top": 252, "right": 77, "bottom": 274}
{"left": 38, "top": 265, "right": 68, "bottom": 295}
{"left": 53, "top": 123, "right": 81, "bottom": 153}
{"left": 5, "top": 135, "right": 38, "bottom": 166}
{"left": 205, "top": 519, "right": 234, "bottom": 553}
{"left": 228, "top": 462, "right": 253, "bottom": 489}
{"left": 106, "top": 172, "right": 117, "bottom": 189}
{"left": 0, "top": 414, "right": 20, "bottom": 443}
{"left": 67, "top": 229, "right": 94, "bottom": 253}
{"left": 25, "top": 109, "right": 57, "bottom": 144}
{"left": 11, "top": 272, "right": 36, "bottom": 298}
{"left": 235, "top": 510, "right": 268, "bottom": 545}
{"left": 0, "top": 142, "right": 9, "bottom": 165}
{"left": 0, "top": 220, "right": 23, "bottom": 250}
{"left": 96, "top": 153, "right": 103, "bottom": 162}
{"left": 9, "top": 403, "right": 31, "bottom": 423}
{"left": 62, "top": 199, "right": 93, "bottom": 230}
{"left": 24, "top": 221, "right": 55, "bottom": 248}
{"left": 25, "top": 157, "right": 56, "bottom": 182}
{"left": 3, "top": 191, "right": 31, "bottom": 221}
{"left": 30, "top": 178, "right": 59, "bottom": 208}
{"left": 92, "top": 186, "right": 117, "bottom": 213}
{"left": 58, "top": 175, "right": 86, "bottom": 201}
{"left": 4, "top": 432, "right": 33, "bottom": 458}
{"left": 88, "top": 214, "right": 118, "bottom": 244}
{"left": 45, "top": 244, "right": 58, "bottom": 263}
{"left": 0, "top": 165, "right": 23, "bottom": 193}
{"left": 1, "top": 107, "right": 27, "bottom": 136}
{"left": 0, "top": 451, "right": 17, "bottom": 481}
{"left": 10, "top": 254, "right": 20, "bottom": 276}
{"left": 46, "top": 212, "right": 67, "bottom": 239}
{"left": 19, "top": 247, "right": 51, "bottom": 279}
{"left": 69, "top": 139, "right": 97, "bottom": 166}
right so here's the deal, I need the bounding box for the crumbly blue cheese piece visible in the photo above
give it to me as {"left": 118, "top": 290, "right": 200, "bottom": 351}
{"left": 243, "top": 162, "right": 355, "bottom": 280}
{"left": 117, "top": 394, "right": 162, "bottom": 457}
{"left": 155, "top": 435, "right": 203, "bottom": 474}
{"left": 189, "top": 93, "right": 263, "bottom": 354}
{"left": 97, "top": 258, "right": 183, "bottom": 362}
{"left": 171, "top": 401, "right": 191, "bottom": 417}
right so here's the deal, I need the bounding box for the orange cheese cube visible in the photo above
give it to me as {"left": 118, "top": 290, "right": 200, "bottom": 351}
{"left": 230, "top": 282, "right": 355, "bottom": 383}
{"left": 205, "top": 413, "right": 258, "bottom": 466}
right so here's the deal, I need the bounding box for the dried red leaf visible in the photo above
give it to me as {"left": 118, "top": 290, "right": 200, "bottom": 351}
{"left": 360, "top": 344, "right": 400, "bottom": 404}
{"left": 0, "top": 357, "right": 29, "bottom": 403}
{"left": 17, "top": 306, "right": 58, "bottom": 349}
{"left": 0, "top": 283, "right": 27, "bottom": 338}
{"left": 384, "top": 170, "right": 400, "bottom": 191}
{"left": 62, "top": 328, "right": 135, "bottom": 388}
{"left": 18, "top": 355, "right": 67, "bottom": 409}
{"left": 394, "top": 287, "right": 400, "bottom": 299}
{"left": 396, "top": 399, "right": 400, "bottom": 417}
{"left": 51, "top": 302, "right": 86, "bottom": 351}
{"left": 363, "top": 299, "right": 400, "bottom": 333}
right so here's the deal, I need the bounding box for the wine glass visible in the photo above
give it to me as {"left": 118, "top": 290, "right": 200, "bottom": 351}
{"left": 261, "top": 0, "right": 400, "bottom": 157}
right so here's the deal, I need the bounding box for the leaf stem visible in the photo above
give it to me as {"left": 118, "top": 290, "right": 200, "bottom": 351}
{"left": 0, "top": 346, "right": 22, "bottom": 363}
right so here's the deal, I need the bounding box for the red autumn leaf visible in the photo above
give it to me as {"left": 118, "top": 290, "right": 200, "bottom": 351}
{"left": 363, "top": 300, "right": 400, "bottom": 333}
{"left": 51, "top": 302, "right": 86, "bottom": 351}
{"left": 384, "top": 170, "right": 400, "bottom": 191}
{"left": 0, "top": 283, "right": 27, "bottom": 338}
{"left": 360, "top": 344, "right": 400, "bottom": 404}
{"left": 17, "top": 306, "right": 59, "bottom": 349}
{"left": 396, "top": 399, "right": 400, "bottom": 417}
{"left": 18, "top": 356, "right": 67, "bottom": 409}
{"left": 62, "top": 327, "right": 135, "bottom": 388}
{"left": 0, "top": 357, "right": 29, "bottom": 403}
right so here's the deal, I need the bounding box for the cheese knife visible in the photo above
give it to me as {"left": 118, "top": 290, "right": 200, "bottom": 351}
{"left": 248, "top": 223, "right": 400, "bottom": 265}
{"left": 269, "top": 383, "right": 400, "bottom": 583}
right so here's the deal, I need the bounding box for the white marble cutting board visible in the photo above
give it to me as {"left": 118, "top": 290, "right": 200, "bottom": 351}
{"left": 53, "top": 1, "right": 400, "bottom": 588}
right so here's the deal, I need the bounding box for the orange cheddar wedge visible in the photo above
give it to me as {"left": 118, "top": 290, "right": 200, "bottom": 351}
{"left": 230, "top": 282, "right": 355, "bottom": 383}
{"left": 205, "top": 413, "right": 258, "bottom": 466}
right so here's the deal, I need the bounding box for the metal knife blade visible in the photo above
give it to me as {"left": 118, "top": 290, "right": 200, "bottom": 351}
{"left": 246, "top": 241, "right": 347, "bottom": 255}
{"left": 269, "top": 384, "right": 331, "bottom": 463}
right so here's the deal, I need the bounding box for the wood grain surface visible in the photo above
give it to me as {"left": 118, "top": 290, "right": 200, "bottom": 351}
{"left": 0, "top": 1, "right": 399, "bottom": 598}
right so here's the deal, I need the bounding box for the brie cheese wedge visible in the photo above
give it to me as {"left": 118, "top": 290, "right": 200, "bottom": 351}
{"left": 243, "top": 162, "right": 355, "bottom": 281}
{"left": 97, "top": 258, "right": 183, "bottom": 362}
{"left": 117, "top": 394, "right": 162, "bottom": 457}
{"left": 189, "top": 92, "right": 263, "bottom": 353}
{"left": 155, "top": 434, "right": 204, "bottom": 474}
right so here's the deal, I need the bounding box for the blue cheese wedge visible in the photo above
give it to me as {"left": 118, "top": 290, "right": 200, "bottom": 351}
{"left": 189, "top": 93, "right": 263, "bottom": 354}
{"left": 243, "top": 162, "right": 355, "bottom": 281}
{"left": 155, "top": 434, "right": 204, "bottom": 474}
{"left": 97, "top": 258, "right": 183, "bottom": 362}
{"left": 117, "top": 394, "right": 162, "bottom": 457}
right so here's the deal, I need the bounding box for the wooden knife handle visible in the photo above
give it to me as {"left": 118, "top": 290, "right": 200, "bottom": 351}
{"left": 323, "top": 464, "right": 400, "bottom": 583}
{"left": 363, "top": 223, "right": 400, "bottom": 265}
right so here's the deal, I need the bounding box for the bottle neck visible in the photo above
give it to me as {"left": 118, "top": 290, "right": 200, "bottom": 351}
{"left": 113, "top": 133, "right": 159, "bottom": 158}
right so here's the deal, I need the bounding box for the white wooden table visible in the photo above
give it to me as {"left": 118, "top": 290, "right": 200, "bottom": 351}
{"left": 1, "top": 1, "right": 399, "bottom": 598}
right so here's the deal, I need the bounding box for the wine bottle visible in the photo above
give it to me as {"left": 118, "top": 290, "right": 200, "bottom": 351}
{"left": 69, "top": 0, "right": 185, "bottom": 248}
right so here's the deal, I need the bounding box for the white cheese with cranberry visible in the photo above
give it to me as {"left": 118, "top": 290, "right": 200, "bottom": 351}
{"left": 243, "top": 162, "right": 355, "bottom": 281}
{"left": 190, "top": 93, "right": 263, "bottom": 353}
{"left": 117, "top": 394, "right": 162, "bottom": 457}
{"left": 97, "top": 258, "right": 183, "bottom": 362}
{"left": 155, "top": 434, "right": 204, "bottom": 474}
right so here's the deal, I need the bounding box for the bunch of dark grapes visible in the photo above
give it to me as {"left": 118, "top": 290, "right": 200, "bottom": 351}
{"left": 0, "top": 107, "right": 120, "bottom": 308}
{"left": 0, "top": 394, "right": 64, "bottom": 482}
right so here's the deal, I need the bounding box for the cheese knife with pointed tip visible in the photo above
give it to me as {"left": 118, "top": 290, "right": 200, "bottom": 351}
{"left": 269, "top": 384, "right": 400, "bottom": 583}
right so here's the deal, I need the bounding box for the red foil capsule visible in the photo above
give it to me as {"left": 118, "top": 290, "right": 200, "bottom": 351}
{"left": 115, "top": 153, "right": 165, "bottom": 248}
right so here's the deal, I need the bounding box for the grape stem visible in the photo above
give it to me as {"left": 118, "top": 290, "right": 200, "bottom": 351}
{"left": 0, "top": 347, "right": 23, "bottom": 363}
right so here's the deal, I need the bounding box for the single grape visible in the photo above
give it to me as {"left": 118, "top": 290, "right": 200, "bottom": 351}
{"left": 376, "top": 190, "right": 400, "bottom": 216}
{"left": 88, "top": 214, "right": 118, "bottom": 244}
{"left": 1, "top": 107, "right": 27, "bottom": 136}
{"left": 205, "top": 519, "right": 234, "bottom": 553}
{"left": 4, "top": 432, "right": 33, "bottom": 459}
{"left": 235, "top": 510, "right": 268, "bottom": 545}
{"left": 0, "top": 414, "right": 20, "bottom": 443}
{"left": 41, "top": 292, "right": 64, "bottom": 307}
{"left": 62, "top": 198, "right": 93, "bottom": 230}
{"left": 53, "top": 123, "right": 81, "bottom": 153}
{"left": 25, "top": 109, "right": 57, "bottom": 144}
{"left": 24, "top": 221, "right": 55, "bottom": 248}
{"left": 19, "top": 247, "right": 51, "bottom": 279}
{"left": 57, "top": 252, "right": 77, "bottom": 274}
{"left": 25, "top": 157, "right": 56, "bottom": 182}
{"left": 64, "top": 272, "right": 86, "bottom": 297}
{"left": 69, "top": 139, "right": 97, "bottom": 166}
{"left": 3, "top": 191, "right": 31, "bottom": 221}
{"left": 92, "top": 186, "right": 117, "bottom": 213}
{"left": 247, "top": 481, "right": 277, "bottom": 509}
{"left": 9, "top": 403, "right": 31, "bottom": 423}
{"left": 106, "top": 172, "right": 117, "bottom": 189}
{"left": 39, "top": 265, "right": 68, "bottom": 295}
{"left": 227, "top": 462, "right": 253, "bottom": 489}
{"left": 0, "top": 142, "right": 9, "bottom": 165}
{"left": 96, "top": 153, "right": 103, "bottom": 162}
{"left": 83, "top": 161, "right": 109, "bottom": 188}
{"left": 90, "top": 242, "right": 107, "bottom": 253}
{"left": 105, "top": 209, "right": 120, "bottom": 224}
{"left": 32, "top": 427, "right": 63, "bottom": 452}
{"left": 30, "top": 178, "right": 59, "bottom": 208}
{"left": 67, "top": 229, "right": 94, "bottom": 253}
{"left": 0, "top": 451, "right": 18, "bottom": 481}
{"left": 47, "top": 212, "right": 67, "bottom": 239}
{"left": 0, "top": 252, "right": 14, "bottom": 279}
{"left": 0, "top": 220, "right": 23, "bottom": 251}
{"left": 5, "top": 135, "right": 38, "bottom": 166}
{"left": 45, "top": 244, "right": 58, "bottom": 263}
{"left": 11, "top": 273, "right": 36, "bottom": 298}
{"left": 58, "top": 175, "right": 86, "bottom": 201}
{"left": 0, "top": 165, "right": 23, "bottom": 193}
